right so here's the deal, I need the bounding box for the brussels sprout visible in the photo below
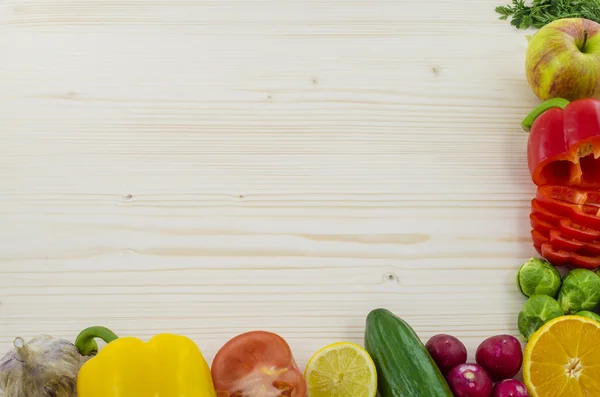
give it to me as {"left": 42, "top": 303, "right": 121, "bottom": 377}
{"left": 516, "top": 257, "right": 562, "bottom": 298}
{"left": 557, "top": 269, "right": 600, "bottom": 314}
{"left": 518, "top": 295, "right": 564, "bottom": 341}
{"left": 576, "top": 311, "right": 600, "bottom": 323}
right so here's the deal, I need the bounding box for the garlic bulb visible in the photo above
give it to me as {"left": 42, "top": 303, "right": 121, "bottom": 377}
{"left": 0, "top": 335, "right": 81, "bottom": 397}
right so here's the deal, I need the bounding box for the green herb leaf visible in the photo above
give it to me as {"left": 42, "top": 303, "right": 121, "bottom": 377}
{"left": 496, "top": 0, "right": 600, "bottom": 30}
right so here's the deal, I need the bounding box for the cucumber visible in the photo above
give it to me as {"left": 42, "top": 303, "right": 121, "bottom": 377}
{"left": 364, "top": 308, "right": 453, "bottom": 397}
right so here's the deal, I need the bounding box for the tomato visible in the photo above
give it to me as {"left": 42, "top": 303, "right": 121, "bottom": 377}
{"left": 211, "top": 331, "right": 307, "bottom": 397}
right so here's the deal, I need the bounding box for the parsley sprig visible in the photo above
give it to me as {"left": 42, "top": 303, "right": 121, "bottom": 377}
{"left": 496, "top": 0, "right": 600, "bottom": 29}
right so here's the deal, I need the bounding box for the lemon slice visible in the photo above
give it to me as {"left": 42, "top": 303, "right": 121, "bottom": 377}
{"left": 304, "top": 342, "right": 377, "bottom": 397}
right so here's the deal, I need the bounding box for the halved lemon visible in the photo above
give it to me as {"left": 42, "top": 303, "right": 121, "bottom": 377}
{"left": 523, "top": 315, "right": 600, "bottom": 397}
{"left": 304, "top": 341, "right": 377, "bottom": 397}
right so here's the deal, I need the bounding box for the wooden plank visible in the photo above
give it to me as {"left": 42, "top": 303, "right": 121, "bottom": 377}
{"left": 0, "top": 0, "right": 538, "bottom": 390}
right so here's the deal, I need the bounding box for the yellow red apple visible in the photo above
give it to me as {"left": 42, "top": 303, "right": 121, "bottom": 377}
{"left": 525, "top": 18, "right": 600, "bottom": 101}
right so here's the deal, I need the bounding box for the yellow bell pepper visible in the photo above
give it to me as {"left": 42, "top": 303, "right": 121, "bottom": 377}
{"left": 74, "top": 326, "right": 217, "bottom": 397}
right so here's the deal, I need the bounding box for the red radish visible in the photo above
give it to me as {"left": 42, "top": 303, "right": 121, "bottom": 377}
{"left": 446, "top": 363, "right": 493, "bottom": 397}
{"left": 492, "top": 379, "right": 529, "bottom": 397}
{"left": 475, "top": 335, "right": 523, "bottom": 381}
{"left": 425, "top": 334, "right": 468, "bottom": 375}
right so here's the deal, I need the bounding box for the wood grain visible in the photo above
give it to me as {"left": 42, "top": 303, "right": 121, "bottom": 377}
{"left": 0, "top": 0, "right": 540, "bottom": 388}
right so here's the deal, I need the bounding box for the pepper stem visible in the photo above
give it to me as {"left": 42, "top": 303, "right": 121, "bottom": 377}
{"left": 521, "top": 98, "right": 571, "bottom": 132}
{"left": 75, "top": 326, "right": 119, "bottom": 356}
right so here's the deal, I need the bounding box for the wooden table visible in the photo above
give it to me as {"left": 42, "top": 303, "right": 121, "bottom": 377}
{"left": 0, "top": 0, "right": 539, "bottom": 385}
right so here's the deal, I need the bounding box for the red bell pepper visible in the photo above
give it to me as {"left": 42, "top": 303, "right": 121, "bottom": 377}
{"left": 535, "top": 185, "right": 600, "bottom": 230}
{"left": 531, "top": 198, "right": 600, "bottom": 242}
{"left": 532, "top": 229, "right": 600, "bottom": 269}
{"left": 530, "top": 197, "right": 600, "bottom": 270}
{"left": 523, "top": 98, "right": 600, "bottom": 188}
{"left": 524, "top": 98, "right": 600, "bottom": 270}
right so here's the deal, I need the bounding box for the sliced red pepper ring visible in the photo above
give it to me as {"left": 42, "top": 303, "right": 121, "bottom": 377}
{"left": 531, "top": 198, "right": 562, "bottom": 224}
{"left": 536, "top": 185, "right": 600, "bottom": 230}
{"left": 530, "top": 213, "right": 554, "bottom": 236}
{"left": 534, "top": 227, "right": 600, "bottom": 257}
{"left": 549, "top": 229, "right": 595, "bottom": 254}
{"left": 531, "top": 229, "right": 548, "bottom": 251}
{"left": 559, "top": 218, "right": 600, "bottom": 242}
{"left": 523, "top": 98, "right": 600, "bottom": 188}
{"left": 540, "top": 244, "right": 572, "bottom": 267}
{"left": 531, "top": 229, "right": 600, "bottom": 270}
{"left": 531, "top": 198, "right": 600, "bottom": 241}
{"left": 532, "top": 222, "right": 599, "bottom": 252}
{"left": 540, "top": 242, "right": 600, "bottom": 270}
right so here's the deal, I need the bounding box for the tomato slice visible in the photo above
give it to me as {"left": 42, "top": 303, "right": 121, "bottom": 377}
{"left": 211, "top": 331, "right": 307, "bottom": 397}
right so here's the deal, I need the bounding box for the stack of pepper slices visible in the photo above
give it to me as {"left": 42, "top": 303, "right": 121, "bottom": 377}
{"left": 524, "top": 97, "right": 600, "bottom": 270}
